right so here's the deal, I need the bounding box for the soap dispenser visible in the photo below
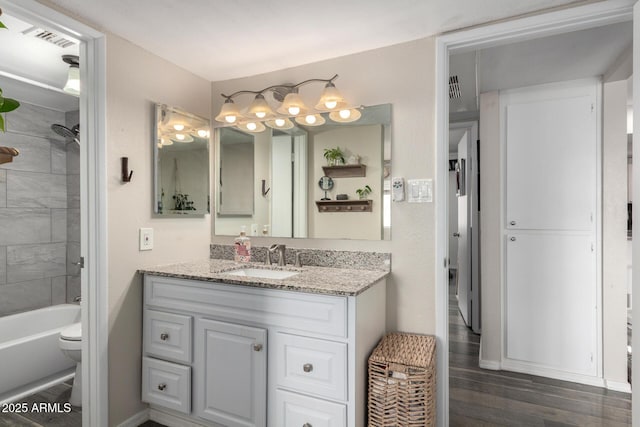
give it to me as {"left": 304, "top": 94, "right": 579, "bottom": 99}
{"left": 234, "top": 226, "right": 251, "bottom": 263}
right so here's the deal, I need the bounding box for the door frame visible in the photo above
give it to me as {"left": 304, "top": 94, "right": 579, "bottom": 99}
{"left": 0, "top": 1, "right": 109, "bottom": 426}
{"left": 435, "top": 1, "right": 634, "bottom": 425}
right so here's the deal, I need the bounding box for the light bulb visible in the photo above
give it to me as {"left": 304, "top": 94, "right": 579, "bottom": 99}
{"left": 305, "top": 115, "right": 316, "bottom": 124}
{"left": 176, "top": 133, "right": 185, "bottom": 140}
{"left": 325, "top": 100, "right": 338, "bottom": 109}
{"left": 256, "top": 111, "right": 266, "bottom": 119}
{"left": 247, "top": 122, "right": 257, "bottom": 131}
{"left": 197, "top": 129, "right": 209, "bottom": 138}
{"left": 173, "top": 124, "right": 185, "bottom": 131}
{"left": 339, "top": 109, "right": 351, "bottom": 119}
{"left": 225, "top": 115, "right": 237, "bottom": 124}
{"left": 288, "top": 106, "right": 300, "bottom": 115}
{"left": 275, "top": 118, "right": 285, "bottom": 127}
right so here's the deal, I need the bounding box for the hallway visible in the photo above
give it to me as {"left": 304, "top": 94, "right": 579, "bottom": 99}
{"left": 448, "top": 279, "right": 632, "bottom": 426}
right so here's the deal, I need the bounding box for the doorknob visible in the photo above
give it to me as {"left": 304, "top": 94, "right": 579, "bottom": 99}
{"left": 453, "top": 232, "right": 460, "bottom": 237}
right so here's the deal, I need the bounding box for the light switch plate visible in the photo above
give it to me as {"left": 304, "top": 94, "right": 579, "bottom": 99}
{"left": 139, "top": 228, "right": 154, "bottom": 251}
{"left": 407, "top": 179, "right": 433, "bottom": 203}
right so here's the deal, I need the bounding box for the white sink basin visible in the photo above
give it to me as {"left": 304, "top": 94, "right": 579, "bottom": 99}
{"left": 225, "top": 268, "right": 299, "bottom": 280}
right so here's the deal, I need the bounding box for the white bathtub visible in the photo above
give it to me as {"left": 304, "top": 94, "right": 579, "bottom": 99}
{"left": 0, "top": 304, "right": 80, "bottom": 404}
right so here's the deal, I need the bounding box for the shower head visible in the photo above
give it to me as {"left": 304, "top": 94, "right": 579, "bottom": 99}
{"left": 51, "top": 123, "right": 80, "bottom": 145}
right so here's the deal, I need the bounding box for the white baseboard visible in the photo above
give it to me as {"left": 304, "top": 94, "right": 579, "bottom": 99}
{"left": 479, "top": 359, "right": 501, "bottom": 370}
{"left": 501, "top": 359, "right": 606, "bottom": 388}
{"left": 605, "top": 379, "right": 632, "bottom": 393}
{"left": 150, "top": 407, "right": 211, "bottom": 427}
{"left": 117, "top": 408, "right": 149, "bottom": 427}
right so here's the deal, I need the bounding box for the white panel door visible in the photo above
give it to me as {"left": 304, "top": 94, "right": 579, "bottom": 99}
{"left": 506, "top": 91, "right": 596, "bottom": 231}
{"left": 503, "top": 80, "right": 599, "bottom": 382}
{"left": 194, "top": 318, "right": 267, "bottom": 427}
{"left": 506, "top": 233, "right": 597, "bottom": 376}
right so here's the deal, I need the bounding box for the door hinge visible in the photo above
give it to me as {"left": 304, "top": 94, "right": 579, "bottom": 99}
{"left": 444, "top": 258, "right": 448, "bottom": 268}
{"left": 591, "top": 103, "right": 594, "bottom": 113}
{"left": 591, "top": 243, "right": 594, "bottom": 252}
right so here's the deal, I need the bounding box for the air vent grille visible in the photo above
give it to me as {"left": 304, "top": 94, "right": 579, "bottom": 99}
{"left": 449, "top": 75, "right": 462, "bottom": 99}
{"left": 22, "top": 26, "right": 77, "bottom": 48}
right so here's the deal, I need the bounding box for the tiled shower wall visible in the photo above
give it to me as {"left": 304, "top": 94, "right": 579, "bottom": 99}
{"left": 0, "top": 100, "right": 79, "bottom": 316}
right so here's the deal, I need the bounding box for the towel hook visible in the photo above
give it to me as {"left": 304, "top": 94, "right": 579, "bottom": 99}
{"left": 121, "top": 157, "right": 134, "bottom": 182}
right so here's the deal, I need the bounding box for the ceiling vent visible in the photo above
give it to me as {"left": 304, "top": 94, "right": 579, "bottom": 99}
{"left": 449, "top": 75, "right": 462, "bottom": 99}
{"left": 22, "top": 26, "right": 77, "bottom": 49}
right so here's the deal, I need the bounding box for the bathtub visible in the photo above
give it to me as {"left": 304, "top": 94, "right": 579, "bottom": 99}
{"left": 0, "top": 304, "right": 80, "bottom": 404}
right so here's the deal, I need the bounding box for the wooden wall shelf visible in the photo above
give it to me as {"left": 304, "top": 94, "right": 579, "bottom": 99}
{"left": 315, "top": 199, "right": 372, "bottom": 212}
{"left": 321, "top": 164, "right": 366, "bottom": 178}
{"left": 0, "top": 147, "right": 19, "bottom": 165}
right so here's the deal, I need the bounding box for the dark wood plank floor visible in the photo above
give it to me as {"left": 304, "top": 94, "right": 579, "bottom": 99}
{"left": 0, "top": 381, "right": 81, "bottom": 427}
{"left": 449, "top": 277, "right": 632, "bottom": 426}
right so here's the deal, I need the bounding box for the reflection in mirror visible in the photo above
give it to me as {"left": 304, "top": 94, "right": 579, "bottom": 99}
{"left": 214, "top": 103, "right": 391, "bottom": 240}
{"left": 218, "top": 128, "right": 255, "bottom": 215}
{"left": 154, "top": 104, "right": 210, "bottom": 217}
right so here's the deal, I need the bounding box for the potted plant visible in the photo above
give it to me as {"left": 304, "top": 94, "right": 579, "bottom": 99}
{"left": 356, "top": 185, "right": 372, "bottom": 200}
{"left": 323, "top": 146, "right": 345, "bottom": 166}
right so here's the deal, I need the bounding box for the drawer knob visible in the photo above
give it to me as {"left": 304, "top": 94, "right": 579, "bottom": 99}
{"left": 303, "top": 424, "right": 313, "bottom": 427}
{"left": 158, "top": 383, "right": 167, "bottom": 391}
{"left": 160, "top": 333, "right": 169, "bottom": 341}
{"left": 510, "top": 220, "right": 516, "bottom": 226}
{"left": 303, "top": 363, "right": 313, "bottom": 373}
{"left": 253, "top": 343, "right": 263, "bottom": 352}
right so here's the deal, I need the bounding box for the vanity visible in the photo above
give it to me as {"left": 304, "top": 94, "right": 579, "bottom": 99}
{"left": 139, "top": 258, "right": 388, "bottom": 427}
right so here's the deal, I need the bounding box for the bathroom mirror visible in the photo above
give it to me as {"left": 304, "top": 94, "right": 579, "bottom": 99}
{"left": 154, "top": 104, "right": 210, "bottom": 217}
{"left": 214, "top": 103, "right": 391, "bottom": 240}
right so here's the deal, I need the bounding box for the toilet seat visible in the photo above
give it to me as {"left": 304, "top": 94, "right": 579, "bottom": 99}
{"left": 60, "top": 322, "right": 81, "bottom": 341}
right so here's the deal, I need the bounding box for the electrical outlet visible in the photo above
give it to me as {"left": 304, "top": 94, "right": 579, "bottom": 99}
{"left": 139, "top": 228, "right": 153, "bottom": 251}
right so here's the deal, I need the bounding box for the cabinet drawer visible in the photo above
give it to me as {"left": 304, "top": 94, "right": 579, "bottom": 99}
{"left": 275, "top": 333, "right": 347, "bottom": 401}
{"left": 144, "top": 309, "right": 192, "bottom": 363}
{"left": 145, "top": 275, "right": 347, "bottom": 338}
{"left": 275, "top": 389, "right": 346, "bottom": 427}
{"left": 142, "top": 357, "right": 191, "bottom": 414}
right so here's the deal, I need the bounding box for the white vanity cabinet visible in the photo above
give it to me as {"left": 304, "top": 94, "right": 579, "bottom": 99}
{"left": 142, "top": 273, "right": 386, "bottom": 427}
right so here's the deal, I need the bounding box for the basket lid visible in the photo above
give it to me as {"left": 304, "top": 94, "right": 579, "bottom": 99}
{"left": 369, "top": 333, "right": 436, "bottom": 368}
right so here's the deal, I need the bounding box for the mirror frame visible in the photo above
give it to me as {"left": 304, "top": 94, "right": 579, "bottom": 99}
{"left": 153, "top": 103, "right": 211, "bottom": 218}
{"left": 213, "top": 103, "right": 392, "bottom": 240}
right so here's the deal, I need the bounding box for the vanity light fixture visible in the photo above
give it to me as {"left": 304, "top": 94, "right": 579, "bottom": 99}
{"left": 295, "top": 113, "right": 325, "bottom": 127}
{"left": 173, "top": 133, "right": 194, "bottom": 143}
{"left": 265, "top": 117, "right": 294, "bottom": 130}
{"left": 173, "top": 123, "right": 185, "bottom": 131}
{"left": 329, "top": 108, "right": 362, "bottom": 123}
{"left": 215, "top": 74, "right": 361, "bottom": 132}
{"left": 62, "top": 55, "right": 80, "bottom": 96}
{"left": 237, "top": 121, "right": 266, "bottom": 133}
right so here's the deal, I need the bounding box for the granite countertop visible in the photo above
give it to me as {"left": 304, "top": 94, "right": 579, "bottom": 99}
{"left": 138, "top": 258, "right": 389, "bottom": 296}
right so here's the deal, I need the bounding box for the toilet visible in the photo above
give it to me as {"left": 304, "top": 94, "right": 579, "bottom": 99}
{"left": 59, "top": 322, "right": 82, "bottom": 407}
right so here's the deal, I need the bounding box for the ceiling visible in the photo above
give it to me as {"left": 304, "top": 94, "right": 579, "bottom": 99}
{"left": 42, "top": 0, "right": 586, "bottom": 82}
{"left": 0, "top": 12, "right": 79, "bottom": 111}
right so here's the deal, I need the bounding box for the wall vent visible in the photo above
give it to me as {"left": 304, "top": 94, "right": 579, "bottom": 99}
{"left": 22, "top": 26, "right": 77, "bottom": 49}
{"left": 449, "top": 75, "right": 462, "bottom": 99}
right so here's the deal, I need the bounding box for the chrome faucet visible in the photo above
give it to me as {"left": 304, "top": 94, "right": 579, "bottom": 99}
{"left": 295, "top": 251, "right": 306, "bottom": 268}
{"left": 269, "top": 244, "right": 286, "bottom": 266}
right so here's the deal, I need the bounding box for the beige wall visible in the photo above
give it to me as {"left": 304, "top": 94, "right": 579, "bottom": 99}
{"left": 105, "top": 34, "right": 212, "bottom": 425}
{"left": 309, "top": 125, "right": 383, "bottom": 240}
{"left": 478, "top": 91, "right": 502, "bottom": 363}
{"left": 603, "top": 79, "right": 630, "bottom": 386}
{"left": 212, "top": 38, "right": 437, "bottom": 334}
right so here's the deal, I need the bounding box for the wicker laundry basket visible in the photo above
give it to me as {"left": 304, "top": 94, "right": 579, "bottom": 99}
{"left": 368, "top": 333, "right": 436, "bottom": 426}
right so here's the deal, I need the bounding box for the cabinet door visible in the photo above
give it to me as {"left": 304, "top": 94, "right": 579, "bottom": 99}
{"left": 194, "top": 318, "right": 267, "bottom": 427}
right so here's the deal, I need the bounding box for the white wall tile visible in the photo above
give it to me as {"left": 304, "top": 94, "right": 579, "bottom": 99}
{"left": 7, "top": 243, "right": 66, "bottom": 283}
{"left": 7, "top": 171, "right": 67, "bottom": 208}
{"left": 0, "top": 278, "right": 52, "bottom": 316}
{"left": 0, "top": 208, "right": 51, "bottom": 245}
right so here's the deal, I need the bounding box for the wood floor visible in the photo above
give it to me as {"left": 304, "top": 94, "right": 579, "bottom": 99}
{"left": 449, "top": 279, "right": 632, "bottom": 426}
